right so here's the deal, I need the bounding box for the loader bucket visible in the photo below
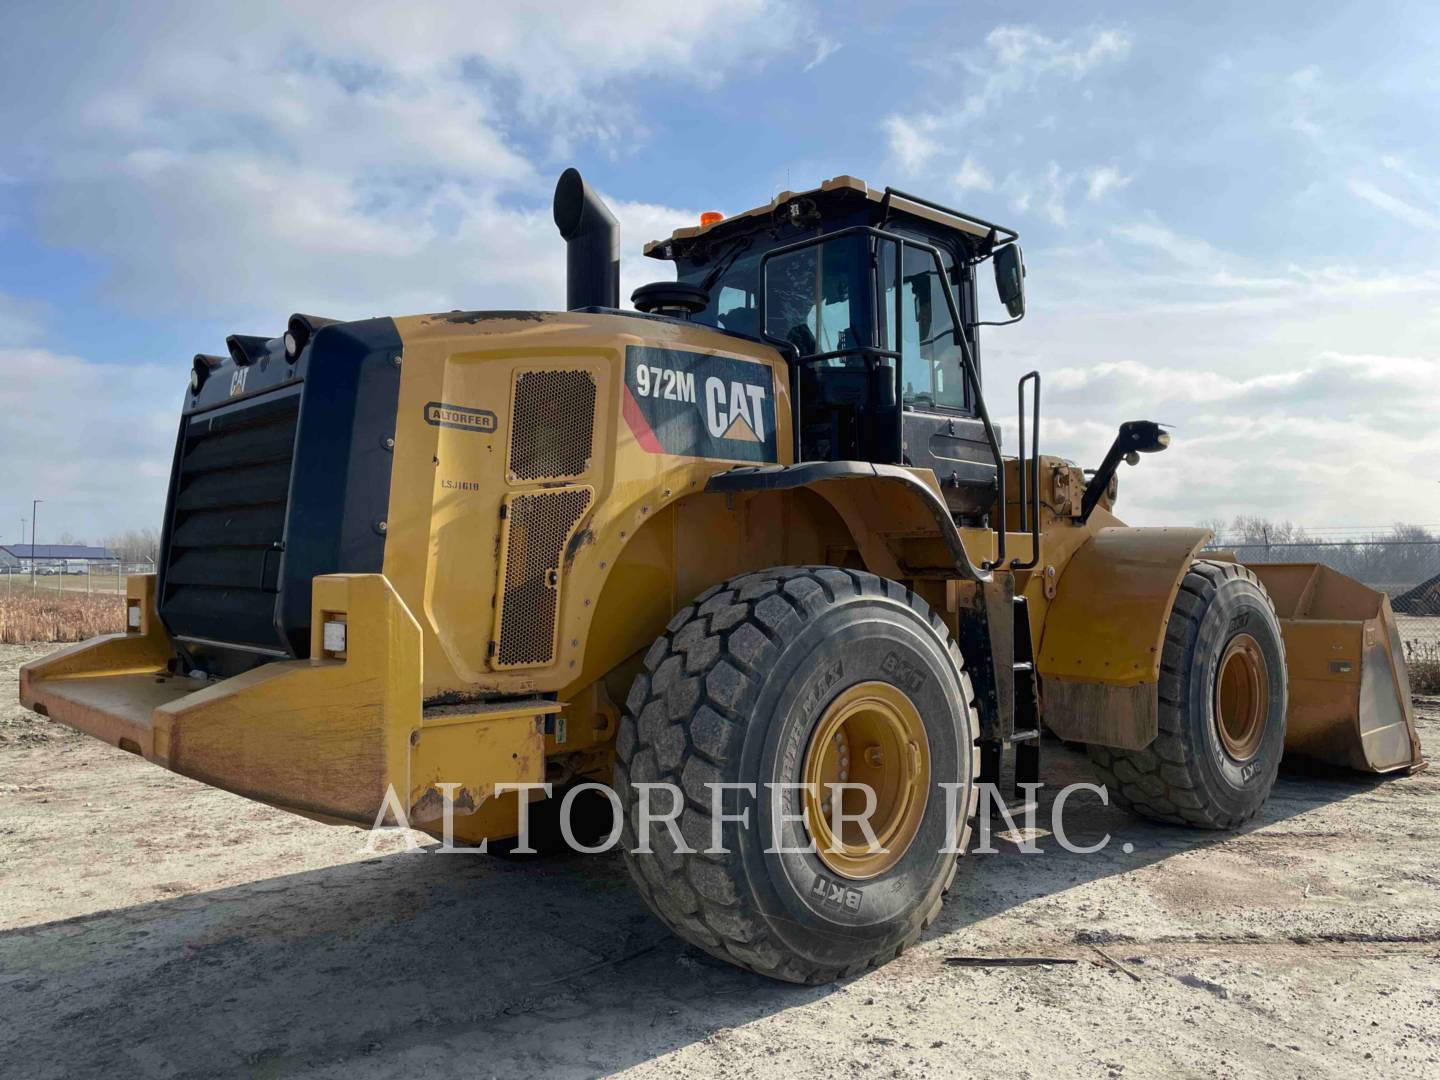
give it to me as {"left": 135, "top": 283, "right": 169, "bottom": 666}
{"left": 1247, "top": 563, "right": 1424, "bottom": 774}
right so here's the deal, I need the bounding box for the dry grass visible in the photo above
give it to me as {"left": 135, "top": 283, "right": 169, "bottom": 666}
{"left": 1404, "top": 637, "right": 1440, "bottom": 695}
{"left": 0, "top": 589, "right": 124, "bottom": 644}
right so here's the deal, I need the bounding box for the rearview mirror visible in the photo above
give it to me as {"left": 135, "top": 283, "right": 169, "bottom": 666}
{"left": 993, "top": 244, "right": 1025, "bottom": 319}
{"left": 909, "top": 272, "right": 933, "bottom": 340}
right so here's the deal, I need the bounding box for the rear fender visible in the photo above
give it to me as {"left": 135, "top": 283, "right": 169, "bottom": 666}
{"left": 705, "top": 461, "right": 988, "bottom": 582}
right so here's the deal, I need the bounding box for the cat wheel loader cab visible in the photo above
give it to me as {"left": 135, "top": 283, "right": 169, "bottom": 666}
{"left": 20, "top": 167, "right": 1424, "bottom": 985}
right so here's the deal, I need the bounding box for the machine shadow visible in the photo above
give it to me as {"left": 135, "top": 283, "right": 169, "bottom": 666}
{"left": 0, "top": 740, "right": 1393, "bottom": 1079}
{"left": 0, "top": 828, "right": 828, "bottom": 1077}
{"left": 930, "top": 737, "right": 1395, "bottom": 940}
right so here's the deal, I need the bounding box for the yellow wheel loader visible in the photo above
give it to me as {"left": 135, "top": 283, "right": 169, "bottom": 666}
{"left": 21, "top": 169, "right": 1423, "bottom": 983}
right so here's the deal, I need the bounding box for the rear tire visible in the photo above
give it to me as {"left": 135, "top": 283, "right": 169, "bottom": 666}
{"left": 615, "top": 567, "right": 979, "bottom": 984}
{"left": 1089, "top": 560, "right": 1287, "bottom": 829}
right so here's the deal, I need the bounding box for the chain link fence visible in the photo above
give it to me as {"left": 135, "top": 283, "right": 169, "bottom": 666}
{"left": 1205, "top": 533, "right": 1440, "bottom": 694}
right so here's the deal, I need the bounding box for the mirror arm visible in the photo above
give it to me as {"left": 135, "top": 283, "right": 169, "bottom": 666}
{"left": 974, "top": 313, "right": 1025, "bottom": 328}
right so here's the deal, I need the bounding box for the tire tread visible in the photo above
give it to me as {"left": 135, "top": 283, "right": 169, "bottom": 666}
{"left": 1088, "top": 559, "right": 1285, "bottom": 829}
{"left": 616, "top": 566, "right": 980, "bottom": 983}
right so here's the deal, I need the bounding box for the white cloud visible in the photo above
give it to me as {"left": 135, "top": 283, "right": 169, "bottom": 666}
{"left": 1347, "top": 179, "right": 1440, "bottom": 232}
{"left": 1285, "top": 64, "right": 1324, "bottom": 138}
{"left": 0, "top": 349, "right": 178, "bottom": 543}
{"left": 968, "top": 25, "right": 1132, "bottom": 120}
{"left": 1, "top": 1, "right": 815, "bottom": 327}
{"left": 981, "top": 206, "right": 1440, "bottom": 524}
{"left": 1085, "top": 165, "right": 1131, "bottom": 201}
{"left": 0, "top": 1, "right": 825, "bottom": 535}
{"left": 612, "top": 198, "right": 708, "bottom": 303}
{"left": 1111, "top": 220, "right": 1227, "bottom": 268}
{"left": 954, "top": 156, "right": 995, "bottom": 193}
{"left": 1378, "top": 154, "right": 1440, "bottom": 198}
{"left": 993, "top": 349, "right": 1440, "bottom": 527}
{"left": 804, "top": 35, "right": 843, "bottom": 72}
{"left": 883, "top": 116, "right": 940, "bottom": 172}
{"left": 880, "top": 24, "right": 1132, "bottom": 175}
{"left": 1041, "top": 162, "right": 1073, "bottom": 227}
{"left": 984, "top": 25, "right": 1132, "bottom": 78}
{"left": 0, "top": 293, "right": 45, "bottom": 345}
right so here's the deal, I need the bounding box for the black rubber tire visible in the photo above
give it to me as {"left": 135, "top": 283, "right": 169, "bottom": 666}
{"left": 1088, "top": 560, "right": 1287, "bottom": 829}
{"left": 614, "top": 566, "right": 980, "bottom": 984}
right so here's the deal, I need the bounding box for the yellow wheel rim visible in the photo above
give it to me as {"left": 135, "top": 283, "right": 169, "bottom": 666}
{"left": 802, "top": 681, "right": 930, "bottom": 880}
{"left": 1215, "top": 633, "right": 1268, "bottom": 761}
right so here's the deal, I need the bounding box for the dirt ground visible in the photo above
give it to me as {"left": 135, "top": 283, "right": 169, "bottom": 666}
{"left": 1, "top": 641, "right": 1437, "bottom": 1079}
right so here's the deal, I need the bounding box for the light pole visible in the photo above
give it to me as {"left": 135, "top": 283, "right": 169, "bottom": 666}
{"left": 30, "top": 499, "right": 41, "bottom": 588}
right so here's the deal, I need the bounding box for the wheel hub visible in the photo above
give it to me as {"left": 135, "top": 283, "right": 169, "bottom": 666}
{"left": 1215, "top": 633, "right": 1268, "bottom": 761}
{"left": 803, "top": 681, "right": 930, "bottom": 879}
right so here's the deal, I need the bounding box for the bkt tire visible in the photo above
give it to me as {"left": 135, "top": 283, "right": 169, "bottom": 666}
{"left": 615, "top": 567, "right": 979, "bottom": 984}
{"left": 1090, "top": 560, "right": 1287, "bottom": 829}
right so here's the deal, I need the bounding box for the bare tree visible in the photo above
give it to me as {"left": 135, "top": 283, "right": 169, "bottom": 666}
{"left": 101, "top": 528, "right": 161, "bottom": 566}
{"left": 1209, "top": 517, "right": 1438, "bottom": 592}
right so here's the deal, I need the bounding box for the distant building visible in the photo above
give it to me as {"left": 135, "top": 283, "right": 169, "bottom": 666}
{"left": 1394, "top": 570, "right": 1440, "bottom": 616}
{"left": 0, "top": 544, "right": 120, "bottom": 572}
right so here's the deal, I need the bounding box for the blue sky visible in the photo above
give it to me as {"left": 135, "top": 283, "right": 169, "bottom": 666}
{"left": 2, "top": 1, "right": 1438, "bottom": 543}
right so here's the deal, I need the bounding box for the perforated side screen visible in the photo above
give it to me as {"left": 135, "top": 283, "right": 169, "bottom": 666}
{"left": 508, "top": 369, "right": 597, "bottom": 482}
{"left": 493, "top": 487, "right": 594, "bottom": 668}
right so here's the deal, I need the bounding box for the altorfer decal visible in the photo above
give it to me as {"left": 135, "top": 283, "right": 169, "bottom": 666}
{"left": 424, "top": 401, "right": 499, "bottom": 433}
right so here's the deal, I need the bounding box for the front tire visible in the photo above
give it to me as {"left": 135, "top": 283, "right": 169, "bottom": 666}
{"left": 1089, "top": 560, "right": 1287, "bottom": 829}
{"left": 615, "top": 567, "right": 979, "bottom": 984}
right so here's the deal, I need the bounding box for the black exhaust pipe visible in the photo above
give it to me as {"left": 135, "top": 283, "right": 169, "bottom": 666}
{"left": 553, "top": 167, "right": 619, "bottom": 310}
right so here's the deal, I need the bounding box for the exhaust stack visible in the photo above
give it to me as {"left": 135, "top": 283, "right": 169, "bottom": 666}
{"left": 553, "top": 167, "right": 619, "bottom": 310}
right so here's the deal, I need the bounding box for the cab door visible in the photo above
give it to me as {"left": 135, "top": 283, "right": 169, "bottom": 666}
{"left": 881, "top": 235, "right": 998, "bottom": 518}
{"left": 760, "top": 228, "right": 902, "bottom": 464}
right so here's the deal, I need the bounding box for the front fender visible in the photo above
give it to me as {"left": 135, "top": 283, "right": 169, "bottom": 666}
{"left": 1037, "top": 526, "right": 1211, "bottom": 749}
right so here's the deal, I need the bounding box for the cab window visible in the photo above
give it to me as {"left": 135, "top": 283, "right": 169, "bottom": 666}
{"left": 881, "top": 241, "right": 968, "bottom": 412}
{"left": 762, "top": 232, "right": 875, "bottom": 358}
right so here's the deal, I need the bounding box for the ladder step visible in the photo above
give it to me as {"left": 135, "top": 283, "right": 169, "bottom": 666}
{"left": 1013, "top": 661, "right": 1034, "bottom": 674}
{"left": 1009, "top": 729, "right": 1041, "bottom": 743}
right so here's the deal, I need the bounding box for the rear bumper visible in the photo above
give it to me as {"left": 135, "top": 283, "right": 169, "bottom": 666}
{"left": 20, "top": 574, "right": 546, "bottom": 833}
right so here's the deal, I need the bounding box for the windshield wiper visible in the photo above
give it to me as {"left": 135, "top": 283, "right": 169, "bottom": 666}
{"left": 698, "top": 235, "right": 754, "bottom": 295}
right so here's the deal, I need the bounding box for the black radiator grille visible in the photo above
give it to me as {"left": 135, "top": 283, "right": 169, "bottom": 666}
{"left": 159, "top": 387, "right": 301, "bottom": 652}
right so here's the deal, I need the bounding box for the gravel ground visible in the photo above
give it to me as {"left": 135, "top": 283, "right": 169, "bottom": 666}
{"left": 1, "top": 641, "right": 1437, "bottom": 1079}
{"left": 0, "top": 643, "right": 69, "bottom": 747}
